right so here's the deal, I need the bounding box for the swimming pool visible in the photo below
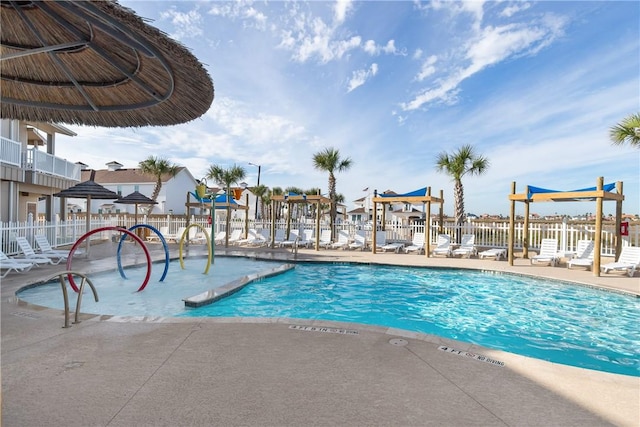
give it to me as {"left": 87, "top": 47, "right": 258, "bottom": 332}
{"left": 17, "top": 258, "right": 640, "bottom": 377}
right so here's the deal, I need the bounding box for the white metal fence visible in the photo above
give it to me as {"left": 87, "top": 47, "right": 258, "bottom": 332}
{"left": 1, "top": 214, "right": 637, "bottom": 256}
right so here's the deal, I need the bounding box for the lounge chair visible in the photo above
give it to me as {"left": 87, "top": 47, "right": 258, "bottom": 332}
{"left": 567, "top": 240, "right": 595, "bottom": 270}
{"left": 16, "top": 236, "right": 63, "bottom": 265}
{"left": 380, "top": 240, "right": 404, "bottom": 253}
{"left": 531, "top": 238, "right": 559, "bottom": 267}
{"left": 146, "top": 226, "right": 169, "bottom": 242}
{"left": 34, "top": 234, "right": 70, "bottom": 259}
{"left": 348, "top": 230, "right": 366, "bottom": 251}
{"left": 318, "top": 229, "right": 333, "bottom": 249}
{"left": 374, "top": 232, "right": 387, "bottom": 251}
{"left": 213, "top": 231, "right": 226, "bottom": 245}
{"left": 1, "top": 251, "right": 36, "bottom": 277}
{"left": 601, "top": 246, "right": 640, "bottom": 277}
{"left": 402, "top": 232, "right": 425, "bottom": 254}
{"left": 298, "top": 229, "right": 314, "bottom": 248}
{"left": 280, "top": 229, "right": 300, "bottom": 248}
{"left": 330, "top": 230, "right": 350, "bottom": 249}
{"left": 452, "top": 234, "right": 477, "bottom": 258}
{"left": 236, "top": 229, "right": 266, "bottom": 246}
{"left": 431, "top": 234, "right": 452, "bottom": 257}
{"left": 272, "top": 229, "right": 286, "bottom": 247}
{"left": 227, "top": 229, "right": 243, "bottom": 245}
{"left": 478, "top": 248, "right": 507, "bottom": 261}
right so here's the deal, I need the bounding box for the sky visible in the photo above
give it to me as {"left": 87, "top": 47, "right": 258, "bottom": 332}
{"left": 53, "top": 0, "right": 639, "bottom": 217}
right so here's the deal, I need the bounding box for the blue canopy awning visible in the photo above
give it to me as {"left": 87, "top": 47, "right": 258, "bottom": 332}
{"left": 378, "top": 187, "right": 428, "bottom": 198}
{"left": 527, "top": 183, "right": 616, "bottom": 199}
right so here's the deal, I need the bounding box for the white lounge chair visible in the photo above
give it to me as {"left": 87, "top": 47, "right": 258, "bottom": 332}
{"left": 34, "top": 234, "right": 70, "bottom": 259}
{"left": 452, "top": 234, "right": 477, "bottom": 258}
{"left": 432, "top": 234, "right": 452, "bottom": 257}
{"left": 567, "top": 240, "right": 595, "bottom": 270}
{"left": 380, "top": 240, "right": 404, "bottom": 253}
{"left": 298, "top": 229, "right": 314, "bottom": 248}
{"left": 601, "top": 246, "right": 640, "bottom": 277}
{"left": 236, "top": 229, "right": 266, "bottom": 246}
{"left": 147, "top": 226, "right": 169, "bottom": 242}
{"left": 213, "top": 231, "right": 226, "bottom": 245}
{"left": 531, "top": 238, "right": 559, "bottom": 267}
{"left": 227, "top": 229, "right": 243, "bottom": 245}
{"left": 330, "top": 230, "right": 350, "bottom": 249}
{"left": 402, "top": 232, "right": 425, "bottom": 254}
{"left": 318, "top": 229, "right": 333, "bottom": 249}
{"left": 280, "top": 229, "right": 300, "bottom": 248}
{"left": 348, "top": 230, "right": 366, "bottom": 251}
{"left": 1, "top": 251, "right": 36, "bottom": 277}
{"left": 272, "top": 229, "right": 286, "bottom": 247}
{"left": 16, "top": 236, "right": 63, "bottom": 265}
{"left": 478, "top": 248, "right": 507, "bottom": 261}
{"left": 373, "top": 232, "right": 387, "bottom": 251}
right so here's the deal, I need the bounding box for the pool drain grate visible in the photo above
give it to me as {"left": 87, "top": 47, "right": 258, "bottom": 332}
{"left": 389, "top": 338, "right": 408, "bottom": 346}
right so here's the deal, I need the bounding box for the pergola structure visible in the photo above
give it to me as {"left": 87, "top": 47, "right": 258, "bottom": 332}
{"left": 371, "top": 187, "right": 444, "bottom": 257}
{"left": 270, "top": 193, "right": 333, "bottom": 251}
{"left": 508, "top": 177, "right": 624, "bottom": 276}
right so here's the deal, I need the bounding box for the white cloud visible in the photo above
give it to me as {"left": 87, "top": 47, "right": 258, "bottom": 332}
{"left": 501, "top": 2, "right": 531, "bottom": 18}
{"left": 415, "top": 55, "right": 438, "bottom": 81}
{"left": 402, "top": 15, "right": 566, "bottom": 111}
{"left": 347, "top": 63, "right": 378, "bottom": 92}
{"left": 334, "top": 0, "right": 353, "bottom": 24}
{"left": 159, "top": 7, "right": 204, "bottom": 40}
{"left": 207, "top": 0, "right": 268, "bottom": 30}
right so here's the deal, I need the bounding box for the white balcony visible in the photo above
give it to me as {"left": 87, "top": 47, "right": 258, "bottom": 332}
{"left": 1, "top": 136, "right": 80, "bottom": 181}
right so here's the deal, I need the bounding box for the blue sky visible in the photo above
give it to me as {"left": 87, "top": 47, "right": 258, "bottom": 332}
{"left": 54, "top": 1, "right": 639, "bottom": 217}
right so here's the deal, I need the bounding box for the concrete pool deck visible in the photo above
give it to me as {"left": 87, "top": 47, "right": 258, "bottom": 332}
{"left": 2, "top": 240, "right": 639, "bottom": 426}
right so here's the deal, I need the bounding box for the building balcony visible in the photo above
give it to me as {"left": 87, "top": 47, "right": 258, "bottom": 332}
{"left": 0, "top": 136, "right": 81, "bottom": 185}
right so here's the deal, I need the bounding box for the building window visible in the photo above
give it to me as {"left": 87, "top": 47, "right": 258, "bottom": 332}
{"left": 117, "top": 185, "right": 122, "bottom": 196}
{"left": 134, "top": 185, "right": 139, "bottom": 192}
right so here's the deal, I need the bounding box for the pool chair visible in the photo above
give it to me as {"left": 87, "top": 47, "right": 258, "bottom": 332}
{"left": 402, "top": 232, "right": 425, "bottom": 254}
{"left": 280, "top": 229, "right": 300, "bottom": 248}
{"left": 227, "top": 229, "right": 243, "bottom": 245}
{"left": 1, "top": 251, "right": 37, "bottom": 277}
{"left": 478, "top": 248, "right": 507, "bottom": 261}
{"left": 34, "top": 234, "right": 71, "bottom": 259}
{"left": 15, "top": 236, "right": 64, "bottom": 265}
{"left": 213, "top": 231, "right": 226, "bottom": 245}
{"left": 236, "top": 229, "right": 266, "bottom": 246}
{"left": 318, "top": 229, "right": 333, "bottom": 249}
{"left": 567, "top": 240, "right": 595, "bottom": 270}
{"left": 380, "top": 240, "right": 404, "bottom": 253}
{"left": 373, "top": 232, "right": 388, "bottom": 251}
{"left": 452, "top": 234, "right": 477, "bottom": 258}
{"left": 348, "top": 230, "right": 367, "bottom": 251}
{"left": 531, "top": 238, "right": 559, "bottom": 267}
{"left": 431, "top": 234, "right": 452, "bottom": 257}
{"left": 271, "top": 229, "right": 286, "bottom": 247}
{"left": 600, "top": 246, "right": 640, "bottom": 277}
{"left": 298, "top": 229, "right": 315, "bottom": 248}
{"left": 330, "top": 230, "right": 350, "bottom": 249}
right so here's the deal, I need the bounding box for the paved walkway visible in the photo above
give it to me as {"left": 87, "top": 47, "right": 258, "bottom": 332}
{"left": 2, "top": 241, "right": 639, "bottom": 426}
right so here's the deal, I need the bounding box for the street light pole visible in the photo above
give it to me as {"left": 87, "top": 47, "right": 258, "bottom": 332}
{"left": 249, "top": 162, "right": 261, "bottom": 220}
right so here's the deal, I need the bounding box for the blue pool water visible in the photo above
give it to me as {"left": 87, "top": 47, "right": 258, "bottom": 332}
{"left": 18, "top": 259, "right": 640, "bottom": 376}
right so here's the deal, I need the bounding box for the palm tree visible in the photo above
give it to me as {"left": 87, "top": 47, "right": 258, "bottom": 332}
{"left": 138, "top": 156, "right": 180, "bottom": 213}
{"left": 435, "top": 145, "right": 489, "bottom": 228}
{"left": 312, "top": 147, "right": 353, "bottom": 237}
{"left": 206, "top": 164, "right": 246, "bottom": 247}
{"left": 252, "top": 184, "right": 269, "bottom": 221}
{"left": 610, "top": 113, "right": 640, "bottom": 149}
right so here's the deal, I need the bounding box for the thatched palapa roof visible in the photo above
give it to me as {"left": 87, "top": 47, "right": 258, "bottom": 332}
{"left": 1, "top": 1, "right": 214, "bottom": 127}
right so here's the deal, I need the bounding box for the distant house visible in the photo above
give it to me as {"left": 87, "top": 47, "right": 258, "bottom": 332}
{"left": 348, "top": 190, "right": 425, "bottom": 225}
{"left": 61, "top": 161, "right": 199, "bottom": 216}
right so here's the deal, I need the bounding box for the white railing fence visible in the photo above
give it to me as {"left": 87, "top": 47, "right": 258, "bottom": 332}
{"left": 1, "top": 214, "right": 637, "bottom": 256}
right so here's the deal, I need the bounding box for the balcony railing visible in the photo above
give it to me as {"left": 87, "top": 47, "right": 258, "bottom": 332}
{"left": 26, "top": 148, "right": 81, "bottom": 181}
{"left": 0, "top": 136, "right": 22, "bottom": 166}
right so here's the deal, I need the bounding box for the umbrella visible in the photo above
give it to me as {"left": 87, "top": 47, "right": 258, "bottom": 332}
{"left": 54, "top": 170, "right": 119, "bottom": 255}
{"left": 1, "top": 0, "right": 214, "bottom": 127}
{"left": 115, "top": 191, "right": 157, "bottom": 225}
